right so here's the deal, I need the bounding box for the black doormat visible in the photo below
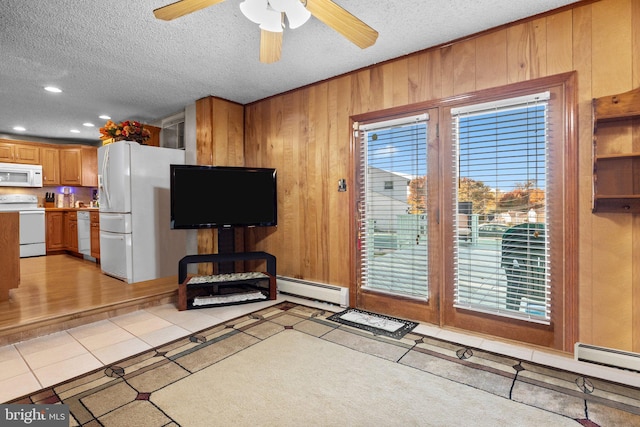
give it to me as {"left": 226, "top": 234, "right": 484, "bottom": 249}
{"left": 327, "top": 308, "right": 418, "bottom": 339}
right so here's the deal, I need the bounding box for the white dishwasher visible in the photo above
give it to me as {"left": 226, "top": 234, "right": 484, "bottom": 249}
{"left": 77, "top": 211, "right": 91, "bottom": 257}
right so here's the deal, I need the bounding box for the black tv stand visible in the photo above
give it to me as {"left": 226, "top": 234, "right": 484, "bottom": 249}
{"left": 177, "top": 252, "right": 277, "bottom": 311}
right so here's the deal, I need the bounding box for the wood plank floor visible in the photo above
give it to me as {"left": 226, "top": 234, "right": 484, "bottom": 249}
{"left": 0, "top": 254, "right": 178, "bottom": 346}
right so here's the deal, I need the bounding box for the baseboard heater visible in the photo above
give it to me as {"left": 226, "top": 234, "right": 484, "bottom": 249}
{"left": 575, "top": 342, "right": 640, "bottom": 373}
{"left": 277, "top": 276, "right": 349, "bottom": 307}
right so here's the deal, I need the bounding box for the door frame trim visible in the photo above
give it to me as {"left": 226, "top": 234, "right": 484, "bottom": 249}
{"left": 350, "top": 72, "right": 578, "bottom": 352}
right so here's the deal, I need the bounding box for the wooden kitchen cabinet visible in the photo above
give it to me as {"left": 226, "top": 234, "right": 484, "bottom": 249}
{"left": 60, "top": 146, "right": 97, "bottom": 187}
{"left": 64, "top": 211, "right": 78, "bottom": 253}
{"left": 47, "top": 209, "right": 99, "bottom": 256}
{"left": 0, "top": 137, "right": 98, "bottom": 187}
{"left": 0, "top": 140, "right": 41, "bottom": 164}
{"left": 145, "top": 124, "right": 162, "bottom": 147}
{"left": 60, "top": 148, "right": 82, "bottom": 186}
{"left": 14, "top": 144, "right": 40, "bottom": 164}
{"left": 41, "top": 146, "right": 60, "bottom": 186}
{"left": 0, "top": 142, "right": 12, "bottom": 162}
{"left": 90, "top": 211, "right": 100, "bottom": 259}
{"left": 46, "top": 211, "right": 65, "bottom": 252}
{"left": 83, "top": 146, "right": 98, "bottom": 187}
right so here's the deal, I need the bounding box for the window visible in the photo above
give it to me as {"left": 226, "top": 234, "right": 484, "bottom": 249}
{"left": 451, "top": 92, "right": 551, "bottom": 323}
{"left": 160, "top": 111, "right": 185, "bottom": 149}
{"left": 357, "top": 114, "right": 429, "bottom": 299}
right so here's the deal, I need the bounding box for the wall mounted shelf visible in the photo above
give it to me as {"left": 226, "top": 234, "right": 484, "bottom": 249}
{"left": 592, "top": 86, "right": 640, "bottom": 213}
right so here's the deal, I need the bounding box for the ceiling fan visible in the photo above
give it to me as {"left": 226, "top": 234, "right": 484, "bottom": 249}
{"left": 153, "top": 0, "right": 378, "bottom": 63}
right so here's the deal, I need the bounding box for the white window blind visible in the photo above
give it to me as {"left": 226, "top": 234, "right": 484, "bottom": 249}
{"left": 451, "top": 92, "right": 551, "bottom": 323}
{"left": 357, "top": 114, "right": 429, "bottom": 299}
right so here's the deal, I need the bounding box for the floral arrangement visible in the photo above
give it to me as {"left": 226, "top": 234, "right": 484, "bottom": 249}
{"left": 99, "top": 120, "right": 150, "bottom": 144}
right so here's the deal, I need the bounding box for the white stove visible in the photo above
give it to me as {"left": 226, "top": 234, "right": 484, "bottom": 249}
{"left": 0, "top": 194, "right": 44, "bottom": 211}
{"left": 0, "top": 194, "right": 46, "bottom": 257}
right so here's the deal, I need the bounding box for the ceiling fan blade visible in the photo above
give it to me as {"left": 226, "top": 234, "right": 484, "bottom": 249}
{"left": 260, "top": 30, "right": 283, "bottom": 64}
{"left": 153, "top": 0, "right": 226, "bottom": 21}
{"left": 305, "top": 0, "right": 378, "bottom": 49}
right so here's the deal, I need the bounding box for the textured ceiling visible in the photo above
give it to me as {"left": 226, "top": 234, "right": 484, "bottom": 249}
{"left": 0, "top": 0, "right": 581, "bottom": 143}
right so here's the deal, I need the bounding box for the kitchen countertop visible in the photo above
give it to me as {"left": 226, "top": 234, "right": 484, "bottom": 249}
{"left": 44, "top": 207, "right": 100, "bottom": 212}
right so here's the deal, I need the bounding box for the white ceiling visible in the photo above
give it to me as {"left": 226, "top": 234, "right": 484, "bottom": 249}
{"left": 0, "top": 0, "right": 581, "bottom": 143}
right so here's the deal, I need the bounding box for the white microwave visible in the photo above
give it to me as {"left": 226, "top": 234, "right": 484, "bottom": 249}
{"left": 0, "top": 162, "right": 43, "bottom": 187}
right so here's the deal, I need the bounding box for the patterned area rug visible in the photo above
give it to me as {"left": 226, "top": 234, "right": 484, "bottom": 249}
{"left": 327, "top": 308, "right": 418, "bottom": 339}
{"left": 8, "top": 302, "right": 640, "bottom": 426}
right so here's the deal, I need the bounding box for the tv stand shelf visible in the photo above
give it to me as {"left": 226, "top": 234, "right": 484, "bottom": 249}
{"left": 177, "top": 252, "right": 277, "bottom": 311}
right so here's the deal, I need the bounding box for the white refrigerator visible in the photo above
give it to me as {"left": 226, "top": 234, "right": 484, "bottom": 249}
{"left": 98, "top": 141, "right": 186, "bottom": 283}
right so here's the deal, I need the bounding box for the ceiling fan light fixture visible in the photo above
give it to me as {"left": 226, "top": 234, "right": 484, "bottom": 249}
{"left": 154, "top": 0, "right": 378, "bottom": 64}
{"left": 267, "top": 0, "right": 287, "bottom": 11}
{"left": 268, "top": 0, "right": 309, "bottom": 29}
{"left": 239, "top": 0, "right": 269, "bottom": 24}
{"left": 284, "top": 0, "right": 310, "bottom": 29}
{"left": 258, "top": 8, "right": 284, "bottom": 32}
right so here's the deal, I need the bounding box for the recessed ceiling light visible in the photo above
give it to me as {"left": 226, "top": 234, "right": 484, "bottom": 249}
{"left": 70, "top": 129, "right": 81, "bottom": 133}
{"left": 13, "top": 126, "right": 26, "bottom": 132}
{"left": 44, "top": 86, "right": 62, "bottom": 93}
{"left": 99, "top": 115, "right": 111, "bottom": 120}
{"left": 83, "top": 122, "right": 95, "bottom": 127}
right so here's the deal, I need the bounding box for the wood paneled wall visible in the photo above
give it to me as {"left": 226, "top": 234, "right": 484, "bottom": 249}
{"left": 210, "top": 0, "right": 639, "bottom": 352}
{"left": 195, "top": 96, "right": 245, "bottom": 273}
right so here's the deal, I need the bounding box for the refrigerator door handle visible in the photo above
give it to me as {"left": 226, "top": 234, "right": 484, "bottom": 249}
{"left": 100, "top": 147, "right": 111, "bottom": 208}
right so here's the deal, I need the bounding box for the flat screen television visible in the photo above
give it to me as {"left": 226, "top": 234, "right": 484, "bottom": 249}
{"left": 170, "top": 165, "right": 277, "bottom": 229}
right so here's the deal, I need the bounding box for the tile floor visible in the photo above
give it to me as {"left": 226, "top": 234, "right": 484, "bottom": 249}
{"left": 2, "top": 295, "right": 640, "bottom": 404}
